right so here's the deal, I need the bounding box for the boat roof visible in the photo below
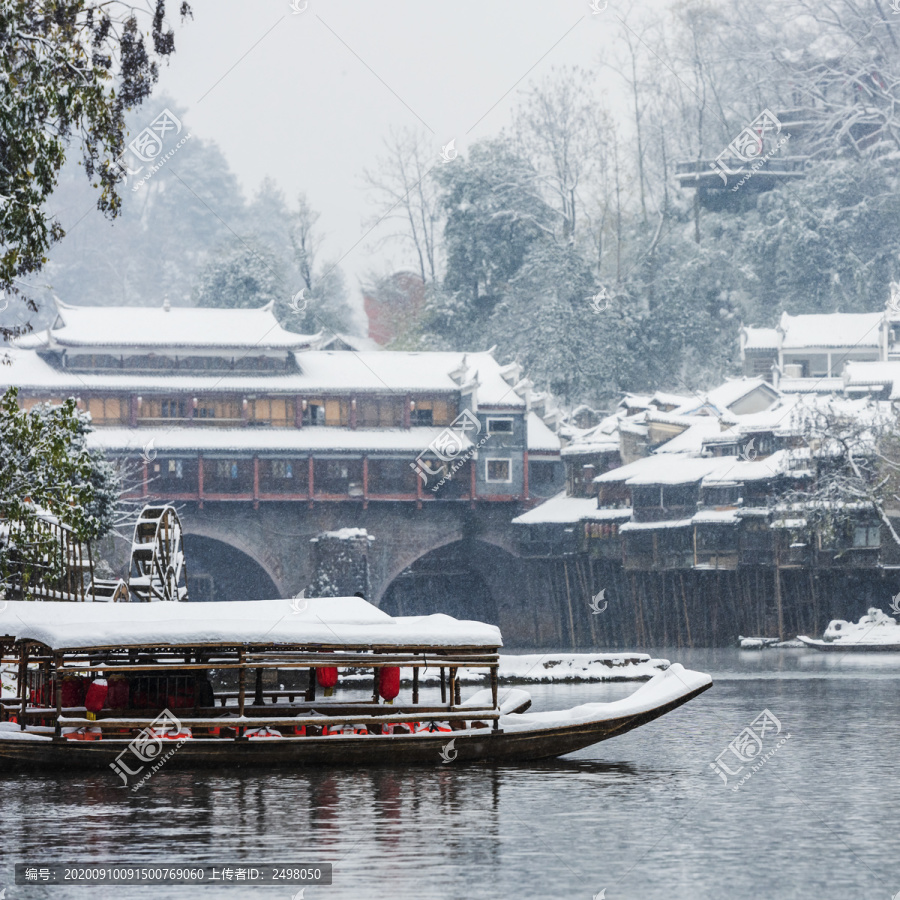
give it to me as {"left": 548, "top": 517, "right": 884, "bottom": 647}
{"left": 0, "top": 597, "right": 503, "bottom": 652}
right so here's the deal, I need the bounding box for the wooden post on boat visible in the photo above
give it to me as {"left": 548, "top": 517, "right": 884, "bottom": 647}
{"left": 440, "top": 667, "right": 446, "bottom": 704}
{"left": 448, "top": 667, "right": 457, "bottom": 710}
{"left": 237, "top": 650, "right": 246, "bottom": 739}
{"left": 455, "top": 678, "right": 461, "bottom": 706}
{"left": 412, "top": 666, "right": 419, "bottom": 705}
{"left": 18, "top": 644, "right": 28, "bottom": 730}
{"left": 254, "top": 667, "right": 264, "bottom": 706}
{"left": 53, "top": 653, "right": 62, "bottom": 739}
{"left": 306, "top": 665, "right": 315, "bottom": 702}
{"left": 490, "top": 665, "right": 499, "bottom": 731}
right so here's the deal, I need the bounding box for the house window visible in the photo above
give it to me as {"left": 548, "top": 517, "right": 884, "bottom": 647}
{"left": 487, "top": 417, "right": 514, "bottom": 434}
{"left": 168, "top": 459, "right": 183, "bottom": 479}
{"left": 411, "top": 407, "right": 433, "bottom": 426}
{"left": 853, "top": 525, "right": 880, "bottom": 548}
{"left": 486, "top": 458, "right": 512, "bottom": 483}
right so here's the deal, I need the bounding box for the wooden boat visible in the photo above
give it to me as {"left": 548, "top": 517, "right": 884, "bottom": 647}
{"left": 0, "top": 597, "right": 712, "bottom": 774}
{"left": 798, "top": 607, "right": 900, "bottom": 652}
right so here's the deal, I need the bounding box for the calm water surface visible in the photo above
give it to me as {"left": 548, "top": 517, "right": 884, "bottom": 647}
{"left": 2, "top": 648, "right": 899, "bottom": 900}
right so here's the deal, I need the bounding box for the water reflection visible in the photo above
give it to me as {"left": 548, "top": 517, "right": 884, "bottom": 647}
{"left": 2, "top": 651, "right": 900, "bottom": 899}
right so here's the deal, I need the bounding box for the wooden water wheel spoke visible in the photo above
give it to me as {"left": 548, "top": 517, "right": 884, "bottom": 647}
{"left": 128, "top": 505, "right": 189, "bottom": 602}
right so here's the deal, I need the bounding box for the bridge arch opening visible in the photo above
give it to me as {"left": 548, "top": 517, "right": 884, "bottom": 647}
{"left": 184, "top": 534, "right": 279, "bottom": 603}
{"left": 379, "top": 540, "right": 511, "bottom": 625}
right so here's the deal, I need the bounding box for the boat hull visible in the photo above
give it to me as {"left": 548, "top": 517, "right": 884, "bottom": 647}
{"left": 0, "top": 678, "right": 712, "bottom": 772}
{"left": 797, "top": 636, "right": 900, "bottom": 652}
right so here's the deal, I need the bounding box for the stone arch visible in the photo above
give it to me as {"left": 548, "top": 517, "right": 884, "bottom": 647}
{"left": 378, "top": 539, "right": 524, "bottom": 628}
{"left": 182, "top": 532, "right": 281, "bottom": 603}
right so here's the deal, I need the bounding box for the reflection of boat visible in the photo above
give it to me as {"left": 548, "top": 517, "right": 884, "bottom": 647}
{"left": 0, "top": 597, "right": 711, "bottom": 771}
{"left": 798, "top": 608, "right": 900, "bottom": 652}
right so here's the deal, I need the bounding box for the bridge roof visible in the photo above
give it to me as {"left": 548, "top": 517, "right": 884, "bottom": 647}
{"left": 18, "top": 300, "right": 318, "bottom": 352}
{"left": 86, "top": 426, "right": 475, "bottom": 455}
{"left": 0, "top": 346, "right": 525, "bottom": 410}
{"left": 0, "top": 597, "right": 503, "bottom": 650}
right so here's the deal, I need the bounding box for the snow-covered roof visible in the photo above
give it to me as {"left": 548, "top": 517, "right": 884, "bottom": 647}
{"left": 86, "top": 426, "right": 474, "bottom": 455}
{"left": 778, "top": 377, "right": 846, "bottom": 394}
{"left": 293, "top": 351, "right": 523, "bottom": 405}
{"left": 742, "top": 327, "right": 779, "bottom": 351}
{"left": 620, "top": 518, "right": 693, "bottom": 532}
{"left": 596, "top": 454, "right": 739, "bottom": 487}
{"left": 21, "top": 300, "right": 318, "bottom": 351}
{"left": 0, "top": 597, "right": 503, "bottom": 650}
{"left": 654, "top": 419, "right": 724, "bottom": 454}
{"left": 560, "top": 414, "right": 620, "bottom": 457}
{"left": 779, "top": 311, "right": 883, "bottom": 349}
{"left": 526, "top": 411, "right": 561, "bottom": 453}
{"left": 668, "top": 378, "right": 776, "bottom": 417}
{"left": 844, "top": 361, "right": 900, "bottom": 398}
{"left": 0, "top": 346, "right": 523, "bottom": 408}
{"left": 512, "top": 492, "right": 600, "bottom": 525}
{"left": 511, "top": 491, "right": 632, "bottom": 525}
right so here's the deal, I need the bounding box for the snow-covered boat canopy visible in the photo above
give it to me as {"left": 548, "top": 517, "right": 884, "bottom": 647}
{"left": 0, "top": 597, "right": 503, "bottom": 652}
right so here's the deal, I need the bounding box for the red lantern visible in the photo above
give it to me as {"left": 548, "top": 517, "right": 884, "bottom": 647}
{"left": 61, "top": 675, "right": 86, "bottom": 708}
{"left": 317, "top": 667, "right": 338, "bottom": 697}
{"left": 106, "top": 675, "right": 130, "bottom": 710}
{"left": 84, "top": 679, "right": 108, "bottom": 721}
{"left": 378, "top": 667, "right": 400, "bottom": 704}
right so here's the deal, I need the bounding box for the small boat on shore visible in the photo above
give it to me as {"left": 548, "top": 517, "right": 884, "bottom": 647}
{"left": 0, "top": 597, "right": 711, "bottom": 774}
{"left": 798, "top": 607, "right": 900, "bottom": 652}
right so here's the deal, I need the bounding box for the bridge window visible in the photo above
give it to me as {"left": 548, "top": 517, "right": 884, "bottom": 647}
{"left": 149, "top": 458, "right": 197, "bottom": 494}
{"left": 314, "top": 458, "right": 363, "bottom": 495}
{"left": 325, "top": 399, "right": 350, "bottom": 427}
{"left": 485, "top": 458, "right": 512, "bottom": 483}
{"left": 411, "top": 399, "right": 456, "bottom": 426}
{"left": 195, "top": 399, "right": 241, "bottom": 423}
{"left": 67, "top": 354, "right": 121, "bottom": 369}
{"left": 369, "top": 458, "right": 417, "bottom": 494}
{"left": 85, "top": 397, "right": 125, "bottom": 425}
{"left": 248, "top": 398, "right": 292, "bottom": 427}
{"left": 358, "top": 397, "right": 404, "bottom": 427}
{"left": 303, "top": 401, "right": 325, "bottom": 426}
{"left": 259, "top": 458, "right": 305, "bottom": 493}
{"left": 122, "top": 354, "right": 177, "bottom": 370}
{"left": 161, "top": 399, "right": 188, "bottom": 418}
{"left": 203, "top": 458, "right": 252, "bottom": 493}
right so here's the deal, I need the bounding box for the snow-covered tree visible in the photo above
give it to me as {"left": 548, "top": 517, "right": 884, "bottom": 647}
{"left": 0, "top": 1, "right": 192, "bottom": 339}
{"left": 0, "top": 388, "right": 121, "bottom": 596}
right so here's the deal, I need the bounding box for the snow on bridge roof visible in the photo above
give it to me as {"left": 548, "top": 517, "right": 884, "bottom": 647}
{"left": 27, "top": 300, "right": 318, "bottom": 351}
{"left": 86, "top": 426, "right": 475, "bottom": 455}
{"left": 294, "top": 350, "right": 524, "bottom": 406}
{"left": 0, "top": 346, "right": 524, "bottom": 408}
{"left": 0, "top": 597, "right": 503, "bottom": 651}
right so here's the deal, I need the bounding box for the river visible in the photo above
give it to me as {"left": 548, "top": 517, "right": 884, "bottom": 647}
{"left": 1, "top": 648, "right": 898, "bottom": 900}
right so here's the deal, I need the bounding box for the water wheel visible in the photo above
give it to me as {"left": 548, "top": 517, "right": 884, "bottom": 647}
{"left": 128, "top": 505, "right": 189, "bottom": 602}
